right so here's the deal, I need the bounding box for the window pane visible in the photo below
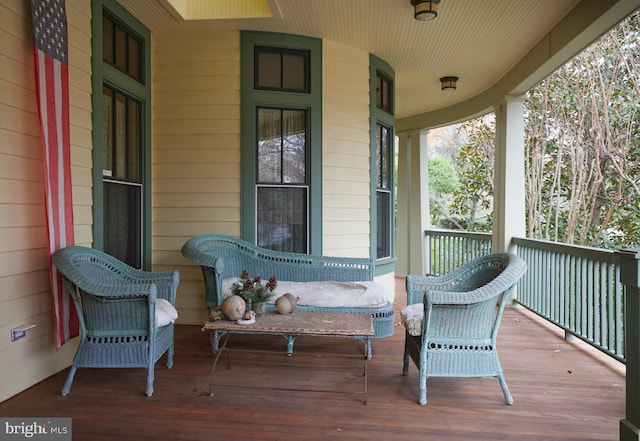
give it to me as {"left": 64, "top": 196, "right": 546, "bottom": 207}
{"left": 127, "top": 98, "right": 140, "bottom": 182}
{"left": 102, "top": 16, "right": 114, "bottom": 64}
{"left": 377, "top": 124, "right": 390, "bottom": 189}
{"left": 282, "top": 53, "right": 306, "bottom": 91}
{"left": 114, "top": 92, "right": 127, "bottom": 179}
{"left": 115, "top": 26, "right": 127, "bottom": 72}
{"left": 128, "top": 35, "right": 140, "bottom": 81}
{"left": 377, "top": 190, "right": 391, "bottom": 259}
{"left": 376, "top": 73, "right": 391, "bottom": 112}
{"left": 283, "top": 110, "right": 306, "bottom": 183}
{"left": 257, "top": 51, "right": 281, "bottom": 89}
{"left": 104, "top": 181, "right": 141, "bottom": 268}
{"left": 257, "top": 186, "right": 307, "bottom": 253}
{"left": 102, "top": 86, "right": 113, "bottom": 177}
{"left": 105, "top": 86, "right": 141, "bottom": 182}
{"left": 257, "top": 108, "right": 282, "bottom": 183}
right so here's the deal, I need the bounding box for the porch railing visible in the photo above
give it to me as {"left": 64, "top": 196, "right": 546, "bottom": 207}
{"left": 513, "top": 237, "right": 624, "bottom": 363}
{"left": 424, "top": 229, "right": 626, "bottom": 363}
{"left": 425, "top": 229, "right": 492, "bottom": 276}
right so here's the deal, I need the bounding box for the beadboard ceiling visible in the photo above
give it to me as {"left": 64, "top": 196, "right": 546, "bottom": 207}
{"left": 117, "top": 0, "right": 616, "bottom": 122}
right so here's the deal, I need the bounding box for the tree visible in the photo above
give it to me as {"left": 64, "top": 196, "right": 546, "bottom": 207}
{"left": 525, "top": 11, "right": 640, "bottom": 248}
{"left": 449, "top": 115, "right": 495, "bottom": 232}
{"left": 428, "top": 155, "right": 459, "bottom": 225}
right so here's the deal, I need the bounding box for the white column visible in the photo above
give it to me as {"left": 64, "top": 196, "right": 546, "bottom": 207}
{"left": 396, "top": 130, "right": 430, "bottom": 276}
{"left": 494, "top": 95, "right": 526, "bottom": 254}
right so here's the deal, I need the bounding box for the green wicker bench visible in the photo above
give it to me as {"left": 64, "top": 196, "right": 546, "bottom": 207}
{"left": 182, "top": 234, "right": 395, "bottom": 355}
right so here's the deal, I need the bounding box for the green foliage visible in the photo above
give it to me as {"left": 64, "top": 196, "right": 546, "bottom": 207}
{"left": 428, "top": 155, "right": 459, "bottom": 225}
{"left": 448, "top": 116, "right": 495, "bottom": 232}
{"left": 524, "top": 11, "right": 640, "bottom": 249}
{"left": 428, "top": 156, "right": 459, "bottom": 194}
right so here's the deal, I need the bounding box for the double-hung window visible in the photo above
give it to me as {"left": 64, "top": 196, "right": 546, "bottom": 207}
{"left": 370, "top": 57, "right": 396, "bottom": 263}
{"left": 242, "top": 33, "right": 321, "bottom": 254}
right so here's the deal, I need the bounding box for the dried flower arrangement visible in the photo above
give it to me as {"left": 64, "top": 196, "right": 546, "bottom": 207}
{"left": 231, "top": 270, "right": 278, "bottom": 304}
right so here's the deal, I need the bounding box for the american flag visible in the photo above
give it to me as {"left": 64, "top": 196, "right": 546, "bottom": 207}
{"left": 31, "top": 0, "right": 78, "bottom": 348}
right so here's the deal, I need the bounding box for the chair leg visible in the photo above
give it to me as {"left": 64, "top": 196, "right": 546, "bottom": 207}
{"left": 402, "top": 336, "right": 410, "bottom": 375}
{"left": 498, "top": 373, "right": 513, "bottom": 405}
{"left": 166, "top": 343, "right": 174, "bottom": 369}
{"left": 418, "top": 366, "right": 428, "bottom": 405}
{"left": 146, "top": 365, "right": 155, "bottom": 397}
{"left": 61, "top": 365, "right": 78, "bottom": 396}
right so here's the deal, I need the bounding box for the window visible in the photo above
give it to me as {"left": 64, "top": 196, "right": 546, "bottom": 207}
{"left": 376, "top": 74, "right": 392, "bottom": 113}
{"left": 255, "top": 47, "right": 310, "bottom": 93}
{"left": 256, "top": 107, "right": 308, "bottom": 252}
{"left": 242, "top": 32, "right": 321, "bottom": 254}
{"left": 376, "top": 123, "right": 392, "bottom": 259}
{"left": 370, "top": 57, "right": 396, "bottom": 266}
{"left": 102, "top": 13, "right": 142, "bottom": 82}
{"left": 92, "top": 0, "right": 150, "bottom": 268}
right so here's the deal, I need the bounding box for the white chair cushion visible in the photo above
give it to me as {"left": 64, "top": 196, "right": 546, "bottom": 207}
{"left": 401, "top": 303, "right": 424, "bottom": 336}
{"left": 155, "top": 298, "right": 178, "bottom": 328}
{"left": 222, "top": 278, "right": 393, "bottom": 308}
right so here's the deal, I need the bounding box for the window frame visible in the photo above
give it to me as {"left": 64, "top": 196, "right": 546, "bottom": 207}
{"left": 370, "top": 55, "right": 396, "bottom": 272}
{"left": 241, "top": 32, "right": 322, "bottom": 254}
{"left": 91, "top": 0, "right": 151, "bottom": 269}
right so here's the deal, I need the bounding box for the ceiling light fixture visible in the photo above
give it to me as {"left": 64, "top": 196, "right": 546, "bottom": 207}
{"left": 440, "top": 76, "right": 458, "bottom": 91}
{"left": 411, "top": 0, "right": 440, "bottom": 21}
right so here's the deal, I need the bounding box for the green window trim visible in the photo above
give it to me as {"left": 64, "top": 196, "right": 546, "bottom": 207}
{"left": 91, "top": 0, "right": 152, "bottom": 269}
{"left": 370, "top": 55, "right": 397, "bottom": 275}
{"left": 241, "top": 31, "right": 322, "bottom": 254}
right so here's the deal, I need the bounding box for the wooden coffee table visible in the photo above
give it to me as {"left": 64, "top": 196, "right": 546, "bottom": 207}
{"left": 202, "top": 311, "right": 374, "bottom": 403}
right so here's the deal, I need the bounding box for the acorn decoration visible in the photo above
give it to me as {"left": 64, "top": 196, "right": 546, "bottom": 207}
{"left": 275, "top": 293, "right": 299, "bottom": 315}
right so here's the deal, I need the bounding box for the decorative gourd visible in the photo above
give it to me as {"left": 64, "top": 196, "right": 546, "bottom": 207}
{"left": 220, "top": 295, "right": 246, "bottom": 320}
{"left": 275, "top": 293, "right": 299, "bottom": 314}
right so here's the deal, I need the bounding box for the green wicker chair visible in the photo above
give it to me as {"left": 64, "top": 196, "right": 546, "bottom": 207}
{"left": 52, "top": 246, "right": 180, "bottom": 397}
{"left": 402, "top": 252, "right": 527, "bottom": 405}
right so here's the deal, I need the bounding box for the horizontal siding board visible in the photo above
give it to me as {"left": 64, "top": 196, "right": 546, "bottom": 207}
{"left": 153, "top": 192, "right": 240, "bottom": 208}
{"left": 152, "top": 134, "right": 239, "bottom": 149}
{"left": 152, "top": 178, "right": 240, "bottom": 193}
{"left": 0, "top": 271, "right": 49, "bottom": 303}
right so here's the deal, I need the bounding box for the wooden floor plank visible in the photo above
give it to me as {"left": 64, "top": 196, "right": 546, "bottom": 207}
{"left": 0, "top": 279, "right": 625, "bottom": 441}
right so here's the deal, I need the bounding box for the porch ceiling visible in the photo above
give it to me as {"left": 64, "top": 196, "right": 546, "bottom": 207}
{"left": 119, "top": 0, "right": 638, "bottom": 129}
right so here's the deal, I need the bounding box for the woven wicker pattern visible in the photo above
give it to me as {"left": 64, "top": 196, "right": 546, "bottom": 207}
{"left": 52, "top": 246, "right": 180, "bottom": 397}
{"left": 181, "top": 234, "right": 395, "bottom": 343}
{"left": 402, "top": 252, "right": 527, "bottom": 405}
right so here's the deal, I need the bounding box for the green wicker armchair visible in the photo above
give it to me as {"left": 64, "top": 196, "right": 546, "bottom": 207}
{"left": 402, "top": 252, "right": 527, "bottom": 405}
{"left": 52, "top": 246, "right": 180, "bottom": 397}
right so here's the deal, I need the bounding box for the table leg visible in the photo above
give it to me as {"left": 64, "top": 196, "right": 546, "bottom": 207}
{"left": 209, "top": 334, "right": 231, "bottom": 397}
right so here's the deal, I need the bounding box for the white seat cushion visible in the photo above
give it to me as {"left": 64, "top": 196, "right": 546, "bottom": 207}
{"left": 222, "top": 278, "right": 392, "bottom": 308}
{"left": 155, "top": 298, "right": 178, "bottom": 328}
{"left": 401, "top": 303, "right": 423, "bottom": 336}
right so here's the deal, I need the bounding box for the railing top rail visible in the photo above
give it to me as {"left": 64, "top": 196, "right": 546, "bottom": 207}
{"left": 513, "top": 237, "right": 618, "bottom": 264}
{"left": 424, "top": 228, "right": 492, "bottom": 240}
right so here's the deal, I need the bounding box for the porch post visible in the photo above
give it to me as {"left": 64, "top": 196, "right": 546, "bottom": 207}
{"left": 493, "top": 95, "right": 526, "bottom": 254}
{"left": 395, "top": 130, "right": 430, "bottom": 276}
{"left": 617, "top": 248, "right": 640, "bottom": 441}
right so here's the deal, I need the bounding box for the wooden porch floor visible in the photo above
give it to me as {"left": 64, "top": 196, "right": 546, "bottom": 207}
{"left": 0, "top": 279, "right": 626, "bottom": 441}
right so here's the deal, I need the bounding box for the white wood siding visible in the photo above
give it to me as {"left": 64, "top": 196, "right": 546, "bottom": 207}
{"left": 322, "top": 41, "right": 371, "bottom": 258}
{"left": 0, "top": 0, "right": 92, "bottom": 402}
{"left": 151, "top": 31, "right": 241, "bottom": 324}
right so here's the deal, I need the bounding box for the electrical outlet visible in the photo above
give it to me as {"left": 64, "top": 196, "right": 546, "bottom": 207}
{"left": 11, "top": 324, "right": 36, "bottom": 342}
